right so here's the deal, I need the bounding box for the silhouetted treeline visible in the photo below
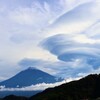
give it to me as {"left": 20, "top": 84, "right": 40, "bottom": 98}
{"left": 2, "top": 95, "right": 28, "bottom": 100}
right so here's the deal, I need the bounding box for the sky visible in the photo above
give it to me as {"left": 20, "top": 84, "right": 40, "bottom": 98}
{"left": 0, "top": 0, "right": 100, "bottom": 82}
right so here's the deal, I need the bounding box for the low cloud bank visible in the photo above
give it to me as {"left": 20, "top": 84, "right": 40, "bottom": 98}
{"left": 0, "top": 77, "right": 81, "bottom": 91}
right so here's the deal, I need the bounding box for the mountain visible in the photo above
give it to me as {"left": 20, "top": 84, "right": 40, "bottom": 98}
{"left": 29, "top": 74, "right": 100, "bottom": 100}
{"left": 0, "top": 67, "right": 62, "bottom": 88}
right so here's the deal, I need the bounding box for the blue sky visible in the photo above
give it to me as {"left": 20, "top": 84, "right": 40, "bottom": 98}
{"left": 0, "top": 0, "right": 100, "bottom": 81}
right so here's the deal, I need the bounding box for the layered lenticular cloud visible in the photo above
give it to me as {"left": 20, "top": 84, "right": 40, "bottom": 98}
{"left": 41, "top": 33, "right": 100, "bottom": 69}
{"left": 40, "top": 0, "right": 100, "bottom": 76}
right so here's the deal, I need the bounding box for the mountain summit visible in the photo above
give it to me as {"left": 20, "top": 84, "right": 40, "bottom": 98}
{"left": 0, "top": 67, "right": 63, "bottom": 88}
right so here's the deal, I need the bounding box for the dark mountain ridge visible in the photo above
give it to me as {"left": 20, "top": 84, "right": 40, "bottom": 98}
{"left": 30, "top": 74, "right": 100, "bottom": 100}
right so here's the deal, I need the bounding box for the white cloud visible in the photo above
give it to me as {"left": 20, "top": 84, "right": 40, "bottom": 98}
{"left": 0, "top": 78, "right": 81, "bottom": 91}
{"left": 41, "top": 32, "right": 100, "bottom": 78}
{"left": 45, "top": 0, "right": 100, "bottom": 37}
{"left": 9, "top": 7, "right": 36, "bottom": 25}
{"left": 40, "top": 1, "right": 100, "bottom": 79}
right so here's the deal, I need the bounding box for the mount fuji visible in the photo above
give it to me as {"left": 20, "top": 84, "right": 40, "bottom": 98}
{"left": 0, "top": 67, "right": 63, "bottom": 88}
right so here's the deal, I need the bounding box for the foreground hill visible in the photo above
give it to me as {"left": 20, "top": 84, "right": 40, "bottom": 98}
{"left": 2, "top": 95, "right": 28, "bottom": 100}
{"left": 0, "top": 67, "right": 62, "bottom": 88}
{"left": 30, "top": 74, "right": 100, "bottom": 100}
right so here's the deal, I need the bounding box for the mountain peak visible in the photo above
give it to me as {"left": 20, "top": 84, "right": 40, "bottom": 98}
{"left": 0, "top": 68, "right": 63, "bottom": 88}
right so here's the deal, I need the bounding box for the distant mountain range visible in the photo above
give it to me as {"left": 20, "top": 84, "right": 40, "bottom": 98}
{"left": 0, "top": 67, "right": 63, "bottom": 88}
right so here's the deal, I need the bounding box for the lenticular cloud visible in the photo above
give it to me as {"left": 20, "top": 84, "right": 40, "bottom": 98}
{"left": 41, "top": 0, "right": 100, "bottom": 70}
{"left": 41, "top": 34, "right": 100, "bottom": 69}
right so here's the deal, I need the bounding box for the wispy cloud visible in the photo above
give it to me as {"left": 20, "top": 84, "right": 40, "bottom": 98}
{"left": 46, "top": 0, "right": 100, "bottom": 37}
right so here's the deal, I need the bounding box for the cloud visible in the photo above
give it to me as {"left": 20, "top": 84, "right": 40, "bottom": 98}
{"left": 40, "top": 32, "right": 100, "bottom": 77}
{"left": 7, "top": 0, "right": 70, "bottom": 26}
{"left": 18, "top": 58, "right": 47, "bottom": 68}
{"left": 18, "top": 58, "right": 64, "bottom": 75}
{"left": 18, "top": 57, "right": 96, "bottom": 79}
{"left": 0, "top": 78, "right": 81, "bottom": 91}
{"left": 84, "top": 20, "right": 100, "bottom": 39}
{"left": 46, "top": 0, "right": 100, "bottom": 37}
{"left": 41, "top": 0, "right": 100, "bottom": 71}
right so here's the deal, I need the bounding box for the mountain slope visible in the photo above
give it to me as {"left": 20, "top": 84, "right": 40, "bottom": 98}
{"left": 29, "top": 74, "right": 100, "bottom": 100}
{"left": 0, "top": 67, "right": 62, "bottom": 88}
